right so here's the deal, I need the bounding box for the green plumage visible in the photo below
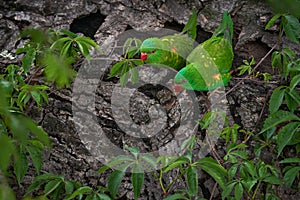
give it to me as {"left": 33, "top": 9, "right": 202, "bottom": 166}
{"left": 140, "top": 34, "right": 194, "bottom": 70}
{"left": 174, "top": 12, "right": 234, "bottom": 91}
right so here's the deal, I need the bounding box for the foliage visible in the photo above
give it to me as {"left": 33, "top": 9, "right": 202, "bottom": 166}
{"left": 1, "top": 4, "right": 300, "bottom": 200}
{"left": 108, "top": 38, "right": 142, "bottom": 87}
{"left": 237, "top": 57, "right": 271, "bottom": 82}
{"left": 237, "top": 57, "right": 256, "bottom": 76}
{"left": 50, "top": 29, "right": 102, "bottom": 61}
{"left": 98, "top": 145, "right": 154, "bottom": 199}
{"left": 265, "top": 13, "right": 300, "bottom": 43}
{"left": 97, "top": 140, "right": 227, "bottom": 199}
{"left": 0, "top": 27, "right": 101, "bottom": 199}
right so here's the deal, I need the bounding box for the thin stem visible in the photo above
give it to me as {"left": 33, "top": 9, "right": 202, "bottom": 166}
{"left": 159, "top": 169, "right": 167, "bottom": 195}
{"left": 206, "top": 130, "right": 223, "bottom": 165}
{"left": 209, "top": 182, "right": 218, "bottom": 200}
{"left": 165, "top": 167, "right": 188, "bottom": 192}
{"left": 251, "top": 179, "right": 262, "bottom": 200}
{"left": 211, "top": 28, "right": 284, "bottom": 108}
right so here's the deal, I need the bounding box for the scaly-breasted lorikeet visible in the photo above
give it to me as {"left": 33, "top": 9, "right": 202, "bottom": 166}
{"left": 139, "top": 34, "right": 194, "bottom": 70}
{"left": 174, "top": 11, "right": 234, "bottom": 92}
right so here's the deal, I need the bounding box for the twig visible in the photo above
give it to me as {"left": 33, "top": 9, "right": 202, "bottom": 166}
{"left": 209, "top": 182, "right": 218, "bottom": 200}
{"left": 232, "top": 77, "right": 278, "bottom": 84}
{"left": 211, "top": 41, "right": 279, "bottom": 108}
{"left": 205, "top": 130, "right": 223, "bottom": 165}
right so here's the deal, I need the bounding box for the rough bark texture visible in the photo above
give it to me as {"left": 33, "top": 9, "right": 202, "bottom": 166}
{"left": 0, "top": 0, "right": 300, "bottom": 199}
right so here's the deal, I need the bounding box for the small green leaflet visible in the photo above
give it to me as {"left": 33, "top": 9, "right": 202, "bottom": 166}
{"left": 282, "top": 15, "right": 300, "bottom": 43}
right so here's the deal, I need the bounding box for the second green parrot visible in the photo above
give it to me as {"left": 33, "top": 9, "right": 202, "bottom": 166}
{"left": 174, "top": 11, "right": 234, "bottom": 92}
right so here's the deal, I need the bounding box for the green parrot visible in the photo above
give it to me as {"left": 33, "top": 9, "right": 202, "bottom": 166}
{"left": 174, "top": 11, "right": 234, "bottom": 92}
{"left": 140, "top": 34, "right": 194, "bottom": 70}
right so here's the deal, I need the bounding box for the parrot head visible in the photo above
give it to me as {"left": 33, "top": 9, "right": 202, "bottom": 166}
{"left": 140, "top": 38, "right": 167, "bottom": 64}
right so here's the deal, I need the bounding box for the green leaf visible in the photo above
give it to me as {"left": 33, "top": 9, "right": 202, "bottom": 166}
{"left": 263, "top": 175, "right": 282, "bottom": 185}
{"left": 280, "top": 157, "right": 300, "bottom": 164}
{"left": 22, "top": 46, "right": 36, "bottom": 73}
{"left": 97, "top": 155, "right": 134, "bottom": 174}
{"left": 265, "top": 193, "right": 280, "bottom": 200}
{"left": 283, "top": 166, "right": 300, "bottom": 186}
{"left": 31, "top": 90, "right": 42, "bottom": 107}
{"left": 237, "top": 65, "right": 252, "bottom": 76}
{"left": 43, "top": 53, "right": 76, "bottom": 88}
{"left": 96, "top": 193, "right": 112, "bottom": 200}
{"left": 65, "top": 186, "right": 93, "bottom": 200}
{"left": 230, "top": 150, "right": 248, "bottom": 160}
{"left": 76, "top": 36, "right": 103, "bottom": 53}
{"left": 227, "top": 143, "right": 248, "bottom": 152}
{"left": 241, "top": 179, "right": 257, "bottom": 193}
{"left": 271, "top": 51, "right": 282, "bottom": 70}
{"left": 260, "top": 110, "right": 300, "bottom": 134}
{"left": 222, "top": 182, "right": 236, "bottom": 199}
{"left": 12, "top": 112, "right": 50, "bottom": 146}
{"left": 234, "top": 182, "right": 243, "bottom": 200}
{"left": 61, "top": 40, "right": 73, "bottom": 57}
{"left": 0, "top": 134, "right": 14, "bottom": 172}
{"left": 262, "top": 73, "right": 271, "bottom": 82}
{"left": 26, "top": 145, "right": 43, "bottom": 174}
{"left": 265, "top": 14, "right": 282, "bottom": 30}
{"left": 59, "top": 29, "right": 78, "bottom": 38}
{"left": 243, "top": 161, "right": 256, "bottom": 177}
{"left": 125, "top": 146, "right": 139, "bottom": 159}
{"left": 128, "top": 47, "right": 140, "bottom": 59}
{"left": 76, "top": 40, "right": 90, "bottom": 58}
{"left": 290, "top": 74, "right": 300, "bottom": 90}
{"left": 34, "top": 173, "right": 61, "bottom": 181}
{"left": 120, "top": 66, "right": 130, "bottom": 87}
{"left": 282, "top": 15, "right": 300, "bottom": 43}
{"left": 25, "top": 181, "right": 46, "bottom": 196}
{"left": 285, "top": 90, "right": 299, "bottom": 112}
{"left": 180, "top": 135, "right": 196, "bottom": 152}
{"left": 50, "top": 37, "right": 71, "bottom": 51}
{"left": 163, "top": 157, "right": 189, "bottom": 173}
{"left": 131, "top": 66, "right": 139, "bottom": 84}
{"left": 132, "top": 59, "right": 143, "bottom": 66}
{"left": 269, "top": 86, "right": 286, "bottom": 113}
{"left": 197, "top": 157, "right": 227, "bottom": 189}
{"left": 14, "top": 145, "right": 29, "bottom": 185}
{"left": 64, "top": 181, "right": 74, "bottom": 195}
{"left": 141, "top": 154, "right": 157, "bottom": 170}
{"left": 228, "top": 164, "right": 239, "bottom": 180}
{"left": 277, "top": 122, "right": 300, "bottom": 156}
{"left": 109, "top": 61, "right": 125, "bottom": 78}
{"left": 186, "top": 166, "right": 198, "bottom": 196}
{"left": 0, "top": 184, "right": 16, "bottom": 200}
{"left": 164, "top": 194, "right": 189, "bottom": 200}
{"left": 199, "top": 111, "right": 217, "bottom": 129}
{"left": 123, "top": 38, "right": 133, "bottom": 56}
{"left": 132, "top": 164, "right": 144, "bottom": 200}
{"left": 108, "top": 170, "right": 125, "bottom": 199}
{"left": 44, "top": 179, "right": 62, "bottom": 196}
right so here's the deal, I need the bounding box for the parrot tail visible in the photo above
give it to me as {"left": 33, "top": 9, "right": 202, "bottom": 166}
{"left": 212, "top": 11, "right": 233, "bottom": 44}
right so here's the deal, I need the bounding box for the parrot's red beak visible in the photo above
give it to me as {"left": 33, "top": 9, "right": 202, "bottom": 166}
{"left": 140, "top": 52, "right": 148, "bottom": 62}
{"left": 173, "top": 84, "right": 184, "bottom": 94}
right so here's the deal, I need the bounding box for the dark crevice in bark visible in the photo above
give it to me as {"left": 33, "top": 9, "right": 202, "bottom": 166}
{"left": 70, "top": 10, "right": 106, "bottom": 39}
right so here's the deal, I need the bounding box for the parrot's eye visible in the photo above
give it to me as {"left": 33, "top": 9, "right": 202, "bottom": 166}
{"left": 151, "top": 50, "right": 156, "bottom": 54}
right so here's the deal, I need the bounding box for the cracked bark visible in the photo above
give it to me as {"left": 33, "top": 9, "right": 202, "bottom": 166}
{"left": 0, "top": 0, "right": 299, "bottom": 199}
